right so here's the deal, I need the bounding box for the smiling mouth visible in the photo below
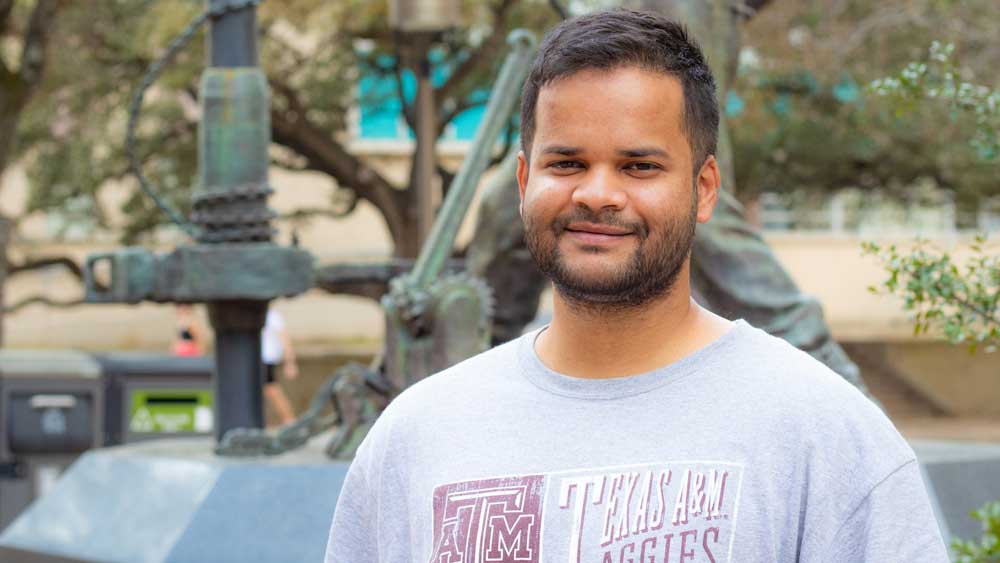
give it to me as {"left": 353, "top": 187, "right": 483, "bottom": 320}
{"left": 563, "top": 222, "right": 634, "bottom": 246}
{"left": 564, "top": 222, "right": 633, "bottom": 236}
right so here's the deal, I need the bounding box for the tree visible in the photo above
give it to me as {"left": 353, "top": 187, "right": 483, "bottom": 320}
{"left": 0, "top": 0, "right": 66, "bottom": 344}
{"left": 728, "top": 0, "right": 1000, "bottom": 209}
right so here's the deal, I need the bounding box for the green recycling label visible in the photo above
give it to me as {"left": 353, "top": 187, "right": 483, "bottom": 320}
{"left": 129, "top": 389, "right": 213, "bottom": 434}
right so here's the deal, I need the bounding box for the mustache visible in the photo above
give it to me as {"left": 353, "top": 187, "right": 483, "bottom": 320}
{"left": 551, "top": 208, "right": 647, "bottom": 238}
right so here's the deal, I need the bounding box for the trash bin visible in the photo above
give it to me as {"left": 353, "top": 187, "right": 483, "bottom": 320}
{"left": 93, "top": 353, "right": 214, "bottom": 445}
{"left": 0, "top": 350, "right": 104, "bottom": 531}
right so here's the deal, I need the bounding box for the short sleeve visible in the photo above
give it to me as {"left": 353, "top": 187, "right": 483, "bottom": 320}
{"left": 822, "top": 460, "right": 949, "bottom": 562}
{"left": 324, "top": 398, "right": 415, "bottom": 563}
{"left": 267, "top": 310, "right": 284, "bottom": 331}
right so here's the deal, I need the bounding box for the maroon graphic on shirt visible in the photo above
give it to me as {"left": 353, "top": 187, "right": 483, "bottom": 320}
{"left": 429, "top": 474, "right": 544, "bottom": 563}
{"left": 429, "top": 462, "right": 743, "bottom": 563}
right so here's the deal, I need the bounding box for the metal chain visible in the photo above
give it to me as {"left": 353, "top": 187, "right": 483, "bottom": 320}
{"left": 125, "top": 0, "right": 264, "bottom": 239}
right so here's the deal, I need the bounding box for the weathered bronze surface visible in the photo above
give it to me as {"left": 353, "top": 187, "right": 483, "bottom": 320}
{"left": 86, "top": 244, "right": 313, "bottom": 304}
{"left": 83, "top": 1, "right": 312, "bottom": 444}
{"left": 216, "top": 30, "right": 537, "bottom": 458}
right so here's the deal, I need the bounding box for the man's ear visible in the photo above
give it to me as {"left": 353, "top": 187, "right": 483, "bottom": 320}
{"left": 695, "top": 155, "right": 721, "bottom": 224}
{"left": 516, "top": 150, "right": 529, "bottom": 218}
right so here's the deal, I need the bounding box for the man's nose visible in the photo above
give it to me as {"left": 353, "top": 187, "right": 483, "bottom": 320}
{"left": 570, "top": 166, "right": 627, "bottom": 211}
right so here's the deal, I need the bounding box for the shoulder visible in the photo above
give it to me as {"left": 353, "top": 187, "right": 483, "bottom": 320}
{"left": 382, "top": 335, "right": 525, "bottom": 417}
{"left": 352, "top": 335, "right": 527, "bottom": 458}
{"left": 725, "top": 322, "right": 915, "bottom": 478}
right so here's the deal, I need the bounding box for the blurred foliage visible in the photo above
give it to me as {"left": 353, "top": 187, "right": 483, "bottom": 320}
{"left": 10, "top": 0, "right": 558, "bottom": 245}
{"left": 952, "top": 501, "right": 1000, "bottom": 563}
{"left": 870, "top": 41, "right": 999, "bottom": 163}
{"left": 862, "top": 33, "right": 999, "bottom": 353}
{"left": 862, "top": 236, "right": 999, "bottom": 352}
{"left": 729, "top": 0, "right": 1000, "bottom": 208}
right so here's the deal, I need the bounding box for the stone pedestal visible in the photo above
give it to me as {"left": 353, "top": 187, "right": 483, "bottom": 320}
{"left": 0, "top": 437, "right": 349, "bottom": 563}
{"left": 913, "top": 439, "right": 1000, "bottom": 545}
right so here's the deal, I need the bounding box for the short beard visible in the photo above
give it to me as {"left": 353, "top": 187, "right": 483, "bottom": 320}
{"left": 525, "top": 192, "right": 697, "bottom": 314}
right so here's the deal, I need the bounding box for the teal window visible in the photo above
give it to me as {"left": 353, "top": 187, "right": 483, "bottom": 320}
{"left": 356, "top": 52, "right": 489, "bottom": 141}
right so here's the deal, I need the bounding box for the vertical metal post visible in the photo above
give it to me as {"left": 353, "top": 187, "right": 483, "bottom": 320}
{"left": 200, "top": 0, "right": 275, "bottom": 440}
{"left": 208, "top": 301, "right": 267, "bottom": 440}
{"left": 209, "top": 5, "right": 258, "bottom": 67}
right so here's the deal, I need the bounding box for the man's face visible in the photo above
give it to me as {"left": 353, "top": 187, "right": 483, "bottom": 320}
{"left": 517, "top": 66, "right": 719, "bottom": 309}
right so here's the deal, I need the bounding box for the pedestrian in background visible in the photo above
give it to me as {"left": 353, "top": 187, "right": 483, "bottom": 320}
{"left": 171, "top": 304, "right": 206, "bottom": 357}
{"left": 261, "top": 307, "right": 299, "bottom": 426}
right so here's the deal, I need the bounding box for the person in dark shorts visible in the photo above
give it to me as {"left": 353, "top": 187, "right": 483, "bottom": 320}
{"left": 261, "top": 307, "right": 299, "bottom": 425}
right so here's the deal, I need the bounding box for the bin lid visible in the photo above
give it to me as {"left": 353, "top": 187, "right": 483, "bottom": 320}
{"left": 0, "top": 350, "right": 101, "bottom": 380}
{"left": 93, "top": 353, "right": 213, "bottom": 378}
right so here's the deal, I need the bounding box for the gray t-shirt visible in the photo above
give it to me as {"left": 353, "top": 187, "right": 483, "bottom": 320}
{"left": 326, "top": 320, "right": 948, "bottom": 562}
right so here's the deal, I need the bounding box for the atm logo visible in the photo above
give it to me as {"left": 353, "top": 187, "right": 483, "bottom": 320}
{"left": 429, "top": 474, "right": 544, "bottom": 563}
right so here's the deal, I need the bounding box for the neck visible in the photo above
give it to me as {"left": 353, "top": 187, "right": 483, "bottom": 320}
{"left": 536, "top": 265, "right": 732, "bottom": 379}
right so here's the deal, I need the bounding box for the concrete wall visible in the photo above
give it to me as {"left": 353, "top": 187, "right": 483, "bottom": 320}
{"left": 886, "top": 342, "right": 1000, "bottom": 417}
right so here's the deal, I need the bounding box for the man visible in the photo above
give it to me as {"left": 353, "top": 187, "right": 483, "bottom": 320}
{"left": 326, "top": 10, "right": 946, "bottom": 562}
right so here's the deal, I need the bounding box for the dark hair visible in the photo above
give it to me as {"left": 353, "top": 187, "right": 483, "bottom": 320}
{"left": 520, "top": 9, "right": 719, "bottom": 171}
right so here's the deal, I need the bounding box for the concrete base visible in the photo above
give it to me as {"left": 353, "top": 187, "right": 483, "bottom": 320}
{"left": 913, "top": 440, "right": 1000, "bottom": 545}
{"left": 0, "top": 437, "right": 349, "bottom": 563}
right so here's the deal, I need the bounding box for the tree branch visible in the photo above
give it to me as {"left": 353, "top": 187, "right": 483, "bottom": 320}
{"left": 3, "top": 295, "right": 83, "bottom": 314}
{"left": 279, "top": 204, "right": 358, "bottom": 222}
{"left": 268, "top": 79, "right": 409, "bottom": 246}
{"left": 950, "top": 292, "right": 1000, "bottom": 327}
{"left": 435, "top": 0, "right": 515, "bottom": 104}
{"left": 10, "top": 255, "right": 83, "bottom": 278}
{"left": 828, "top": 6, "right": 925, "bottom": 61}
{"left": 8, "top": 255, "right": 109, "bottom": 291}
{"left": 741, "top": 0, "right": 774, "bottom": 16}
{"left": 392, "top": 43, "right": 417, "bottom": 132}
{"left": 265, "top": 29, "right": 310, "bottom": 83}
{"left": 0, "top": 0, "right": 14, "bottom": 35}
{"left": 435, "top": 98, "right": 475, "bottom": 139}
{"left": 19, "top": 0, "right": 63, "bottom": 89}
{"left": 436, "top": 163, "right": 455, "bottom": 196}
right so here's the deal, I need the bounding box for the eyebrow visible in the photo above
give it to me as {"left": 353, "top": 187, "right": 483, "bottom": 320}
{"left": 538, "top": 145, "right": 673, "bottom": 161}
{"left": 618, "top": 147, "right": 672, "bottom": 161}
{"left": 539, "top": 145, "right": 581, "bottom": 156}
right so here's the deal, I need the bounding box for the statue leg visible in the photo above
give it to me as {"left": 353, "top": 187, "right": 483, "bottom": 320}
{"left": 691, "top": 188, "right": 872, "bottom": 395}
{"left": 466, "top": 153, "right": 547, "bottom": 345}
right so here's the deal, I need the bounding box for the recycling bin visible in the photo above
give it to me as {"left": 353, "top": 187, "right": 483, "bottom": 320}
{"left": 93, "top": 353, "right": 214, "bottom": 445}
{"left": 0, "top": 350, "right": 104, "bottom": 531}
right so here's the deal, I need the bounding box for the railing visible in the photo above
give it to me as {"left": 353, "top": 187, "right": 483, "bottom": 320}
{"left": 758, "top": 191, "right": 1000, "bottom": 235}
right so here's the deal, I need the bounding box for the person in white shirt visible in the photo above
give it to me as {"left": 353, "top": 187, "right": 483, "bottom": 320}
{"left": 261, "top": 307, "right": 299, "bottom": 426}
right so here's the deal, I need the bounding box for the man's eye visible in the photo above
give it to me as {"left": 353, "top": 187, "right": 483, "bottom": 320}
{"left": 550, "top": 160, "right": 583, "bottom": 169}
{"left": 624, "top": 162, "right": 660, "bottom": 172}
